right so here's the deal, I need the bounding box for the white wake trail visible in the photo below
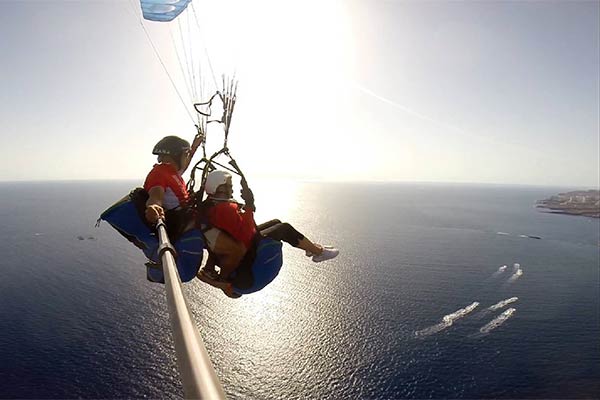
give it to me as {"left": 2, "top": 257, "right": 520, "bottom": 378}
{"left": 491, "top": 265, "right": 508, "bottom": 278}
{"left": 443, "top": 302, "right": 480, "bottom": 323}
{"left": 488, "top": 297, "right": 518, "bottom": 311}
{"left": 507, "top": 268, "right": 523, "bottom": 283}
{"left": 479, "top": 308, "right": 516, "bottom": 334}
{"left": 415, "top": 302, "right": 479, "bottom": 337}
{"left": 414, "top": 321, "right": 451, "bottom": 337}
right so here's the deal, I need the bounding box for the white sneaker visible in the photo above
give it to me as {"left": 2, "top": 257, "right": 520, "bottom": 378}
{"left": 312, "top": 246, "right": 339, "bottom": 263}
{"left": 305, "top": 245, "right": 335, "bottom": 258}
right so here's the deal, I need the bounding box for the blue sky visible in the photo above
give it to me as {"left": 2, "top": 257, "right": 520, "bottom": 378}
{"left": 0, "top": 0, "right": 598, "bottom": 187}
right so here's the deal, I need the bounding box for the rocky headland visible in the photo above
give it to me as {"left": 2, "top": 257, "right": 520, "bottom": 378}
{"left": 536, "top": 190, "right": 600, "bottom": 218}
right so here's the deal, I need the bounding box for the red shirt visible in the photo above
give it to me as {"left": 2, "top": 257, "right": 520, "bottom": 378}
{"left": 207, "top": 201, "right": 256, "bottom": 249}
{"left": 143, "top": 163, "right": 189, "bottom": 210}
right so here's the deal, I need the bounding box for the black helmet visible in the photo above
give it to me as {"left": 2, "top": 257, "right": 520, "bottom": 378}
{"left": 152, "top": 136, "right": 190, "bottom": 157}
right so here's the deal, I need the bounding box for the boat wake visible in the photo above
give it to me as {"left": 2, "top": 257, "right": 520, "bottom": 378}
{"left": 475, "top": 297, "right": 519, "bottom": 319}
{"left": 497, "top": 232, "right": 541, "bottom": 239}
{"left": 478, "top": 308, "right": 516, "bottom": 334}
{"left": 491, "top": 265, "right": 508, "bottom": 278}
{"left": 488, "top": 297, "right": 518, "bottom": 311}
{"left": 507, "top": 268, "right": 523, "bottom": 283}
{"left": 415, "top": 302, "right": 479, "bottom": 337}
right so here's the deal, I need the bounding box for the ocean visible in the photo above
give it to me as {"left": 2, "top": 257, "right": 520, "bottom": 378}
{"left": 0, "top": 180, "right": 598, "bottom": 399}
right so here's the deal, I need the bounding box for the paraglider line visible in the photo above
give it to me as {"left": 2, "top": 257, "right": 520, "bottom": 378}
{"left": 170, "top": 26, "right": 195, "bottom": 107}
{"left": 191, "top": 2, "right": 219, "bottom": 91}
{"left": 130, "top": 4, "right": 196, "bottom": 124}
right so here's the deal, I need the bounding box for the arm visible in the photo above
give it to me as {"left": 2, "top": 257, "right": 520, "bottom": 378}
{"left": 145, "top": 186, "right": 166, "bottom": 223}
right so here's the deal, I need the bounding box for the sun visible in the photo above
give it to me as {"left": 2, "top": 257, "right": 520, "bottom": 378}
{"left": 145, "top": 0, "right": 358, "bottom": 181}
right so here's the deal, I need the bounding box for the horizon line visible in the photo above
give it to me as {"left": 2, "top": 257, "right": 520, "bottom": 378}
{"left": 0, "top": 177, "right": 597, "bottom": 190}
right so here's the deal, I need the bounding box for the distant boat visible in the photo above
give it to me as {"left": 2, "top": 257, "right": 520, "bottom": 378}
{"left": 518, "top": 234, "right": 542, "bottom": 240}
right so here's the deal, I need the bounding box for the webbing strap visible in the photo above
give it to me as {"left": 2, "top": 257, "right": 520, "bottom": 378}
{"left": 186, "top": 77, "right": 252, "bottom": 215}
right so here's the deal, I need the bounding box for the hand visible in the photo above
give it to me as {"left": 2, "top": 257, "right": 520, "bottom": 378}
{"left": 191, "top": 133, "right": 204, "bottom": 152}
{"left": 145, "top": 204, "right": 165, "bottom": 224}
{"left": 240, "top": 187, "right": 255, "bottom": 211}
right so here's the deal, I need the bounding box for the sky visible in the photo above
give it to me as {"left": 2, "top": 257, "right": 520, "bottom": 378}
{"left": 0, "top": 0, "right": 598, "bottom": 187}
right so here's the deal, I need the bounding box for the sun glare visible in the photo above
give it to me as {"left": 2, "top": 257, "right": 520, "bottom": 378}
{"left": 151, "top": 0, "right": 358, "bottom": 181}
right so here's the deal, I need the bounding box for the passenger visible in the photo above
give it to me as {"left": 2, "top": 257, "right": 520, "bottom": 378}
{"left": 198, "top": 170, "right": 339, "bottom": 294}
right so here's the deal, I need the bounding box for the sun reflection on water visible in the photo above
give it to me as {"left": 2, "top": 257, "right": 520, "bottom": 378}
{"left": 185, "top": 179, "right": 352, "bottom": 398}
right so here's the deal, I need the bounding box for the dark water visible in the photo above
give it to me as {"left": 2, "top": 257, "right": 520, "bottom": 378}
{"left": 0, "top": 181, "right": 598, "bottom": 399}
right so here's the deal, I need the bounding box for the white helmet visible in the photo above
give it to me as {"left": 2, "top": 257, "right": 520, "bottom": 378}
{"left": 205, "top": 170, "right": 232, "bottom": 195}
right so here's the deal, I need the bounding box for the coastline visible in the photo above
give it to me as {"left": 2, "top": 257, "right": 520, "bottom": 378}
{"left": 536, "top": 190, "right": 600, "bottom": 218}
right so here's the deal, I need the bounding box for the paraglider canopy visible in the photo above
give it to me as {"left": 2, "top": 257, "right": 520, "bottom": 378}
{"left": 140, "top": 0, "right": 193, "bottom": 22}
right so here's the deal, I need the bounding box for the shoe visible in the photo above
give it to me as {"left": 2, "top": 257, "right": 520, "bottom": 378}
{"left": 312, "top": 246, "right": 339, "bottom": 263}
{"left": 306, "top": 245, "right": 334, "bottom": 257}
{"left": 199, "top": 268, "right": 220, "bottom": 281}
{"left": 223, "top": 288, "right": 242, "bottom": 299}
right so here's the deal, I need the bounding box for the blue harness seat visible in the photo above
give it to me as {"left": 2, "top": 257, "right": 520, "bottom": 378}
{"left": 145, "top": 228, "right": 205, "bottom": 283}
{"left": 231, "top": 238, "right": 283, "bottom": 295}
{"left": 100, "top": 189, "right": 205, "bottom": 283}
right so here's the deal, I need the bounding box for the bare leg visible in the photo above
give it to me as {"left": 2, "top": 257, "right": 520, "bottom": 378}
{"left": 202, "top": 228, "right": 247, "bottom": 279}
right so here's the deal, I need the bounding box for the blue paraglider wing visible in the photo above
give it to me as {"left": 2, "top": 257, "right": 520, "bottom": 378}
{"left": 140, "top": 0, "right": 193, "bottom": 22}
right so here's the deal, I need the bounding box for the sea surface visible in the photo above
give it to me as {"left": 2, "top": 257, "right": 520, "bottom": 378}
{"left": 0, "top": 180, "right": 598, "bottom": 399}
